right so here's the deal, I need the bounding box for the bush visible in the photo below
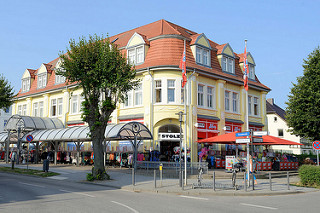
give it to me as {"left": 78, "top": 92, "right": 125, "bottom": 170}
{"left": 86, "top": 173, "right": 95, "bottom": 181}
{"left": 298, "top": 165, "right": 320, "bottom": 187}
{"left": 87, "top": 167, "right": 110, "bottom": 181}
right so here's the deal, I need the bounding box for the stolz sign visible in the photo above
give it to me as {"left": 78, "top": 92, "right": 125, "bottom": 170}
{"left": 159, "top": 133, "right": 182, "bottom": 141}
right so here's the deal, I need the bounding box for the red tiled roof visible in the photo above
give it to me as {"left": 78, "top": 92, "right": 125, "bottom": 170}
{"left": 27, "top": 69, "right": 37, "bottom": 78}
{"left": 17, "top": 19, "right": 270, "bottom": 98}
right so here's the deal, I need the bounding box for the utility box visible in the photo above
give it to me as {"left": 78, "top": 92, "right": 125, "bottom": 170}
{"left": 43, "top": 159, "right": 49, "bottom": 172}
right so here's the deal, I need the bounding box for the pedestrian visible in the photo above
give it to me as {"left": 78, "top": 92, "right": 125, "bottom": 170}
{"left": 10, "top": 151, "right": 16, "bottom": 169}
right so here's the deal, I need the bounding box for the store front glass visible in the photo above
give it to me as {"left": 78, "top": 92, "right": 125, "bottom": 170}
{"left": 158, "top": 124, "right": 181, "bottom": 161}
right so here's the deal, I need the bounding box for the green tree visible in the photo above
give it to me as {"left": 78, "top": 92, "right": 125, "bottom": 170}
{"left": 286, "top": 47, "right": 320, "bottom": 141}
{"left": 58, "top": 35, "right": 137, "bottom": 178}
{"left": 0, "top": 74, "right": 15, "bottom": 110}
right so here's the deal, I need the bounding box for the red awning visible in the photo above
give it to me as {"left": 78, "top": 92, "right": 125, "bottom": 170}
{"left": 196, "top": 132, "right": 303, "bottom": 146}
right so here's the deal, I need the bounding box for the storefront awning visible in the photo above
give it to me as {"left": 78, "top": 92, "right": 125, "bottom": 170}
{"left": 196, "top": 131, "right": 303, "bottom": 146}
{"left": 5, "top": 115, "right": 64, "bottom": 131}
{"left": 20, "top": 121, "right": 153, "bottom": 143}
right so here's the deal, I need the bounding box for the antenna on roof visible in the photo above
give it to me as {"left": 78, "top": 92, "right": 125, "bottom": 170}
{"left": 111, "top": 38, "right": 118, "bottom": 43}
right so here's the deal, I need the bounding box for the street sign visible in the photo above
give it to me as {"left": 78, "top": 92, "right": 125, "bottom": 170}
{"left": 236, "top": 132, "right": 250, "bottom": 137}
{"left": 253, "top": 137, "right": 263, "bottom": 143}
{"left": 313, "top": 141, "right": 320, "bottom": 150}
{"left": 26, "top": 134, "right": 34, "bottom": 142}
{"left": 236, "top": 138, "right": 250, "bottom": 143}
{"left": 253, "top": 131, "right": 268, "bottom": 136}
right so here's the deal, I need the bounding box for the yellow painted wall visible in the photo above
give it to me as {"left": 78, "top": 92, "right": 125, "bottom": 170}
{"left": 197, "top": 36, "right": 210, "bottom": 48}
{"left": 127, "top": 33, "right": 144, "bottom": 47}
{"left": 222, "top": 45, "right": 234, "bottom": 56}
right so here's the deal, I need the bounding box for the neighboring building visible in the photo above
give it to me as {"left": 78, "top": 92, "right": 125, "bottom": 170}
{"left": 0, "top": 107, "right": 11, "bottom": 132}
{"left": 13, "top": 19, "right": 270, "bottom": 161}
{"left": 266, "top": 98, "right": 313, "bottom": 154}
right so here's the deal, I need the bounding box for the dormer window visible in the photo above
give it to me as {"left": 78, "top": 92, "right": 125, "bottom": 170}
{"left": 22, "top": 78, "right": 30, "bottom": 92}
{"left": 55, "top": 73, "right": 66, "bottom": 84}
{"left": 127, "top": 46, "right": 144, "bottom": 65}
{"left": 248, "top": 63, "right": 255, "bottom": 80}
{"left": 196, "top": 46, "right": 210, "bottom": 66}
{"left": 222, "top": 56, "right": 235, "bottom": 74}
{"left": 37, "top": 73, "right": 47, "bottom": 88}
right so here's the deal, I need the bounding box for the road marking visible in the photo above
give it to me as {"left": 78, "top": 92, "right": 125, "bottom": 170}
{"left": 240, "top": 203, "right": 278, "bottom": 210}
{"left": 19, "top": 182, "right": 44, "bottom": 188}
{"left": 179, "top": 195, "right": 209, "bottom": 200}
{"left": 59, "top": 189, "right": 96, "bottom": 198}
{"left": 47, "top": 176, "right": 68, "bottom": 180}
{"left": 111, "top": 201, "right": 139, "bottom": 213}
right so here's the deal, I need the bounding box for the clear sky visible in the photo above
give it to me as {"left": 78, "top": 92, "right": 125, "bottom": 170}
{"left": 1, "top": 0, "right": 319, "bottom": 109}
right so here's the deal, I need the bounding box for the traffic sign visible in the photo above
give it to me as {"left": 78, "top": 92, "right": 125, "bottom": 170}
{"left": 253, "top": 137, "right": 263, "bottom": 143}
{"left": 26, "top": 134, "right": 34, "bottom": 142}
{"left": 236, "top": 138, "right": 250, "bottom": 143}
{"left": 236, "top": 132, "right": 250, "bottom": 137}
{"left": 253, "top": 131, "right": 268, "bottom": 136}
{"left": 313, "top": 141, "right": 320, "bottom": 150}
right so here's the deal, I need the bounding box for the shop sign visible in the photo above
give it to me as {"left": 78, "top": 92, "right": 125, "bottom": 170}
{"left": 253, "top": 137, "right": 263, "bottom": 143}
{"left": 236, "top": 138, "right": 250, "bottom": 143}
{"left": 225, "top": 156, "right": 236, "bottom": 170}
{"left": 159, "top": 133, "right": 182, "bottom": 141}
{"left": 253, "top": 131, "right": 268, "bottom": 136}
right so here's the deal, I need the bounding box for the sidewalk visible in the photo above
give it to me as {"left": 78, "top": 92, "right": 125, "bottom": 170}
{"left": 0, "top": 162, "right": 318, "bottom": 196}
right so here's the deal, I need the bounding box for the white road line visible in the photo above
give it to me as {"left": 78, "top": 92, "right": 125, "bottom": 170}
{"left": 47, "top": 176, "right": 68, "bottom": 180}
{"left": 59, "top": 189, "right": 96, "bottom": 198}
{"left": 179, "top": 195, "right": 209, "bottom": 200}
{"left": 19, "top": 182, "right": 44, "bottom": 188}
{"left": 240, "top": 203, "right": 278, "bottom": 210}
{"left": 111, "top": 201, "right": 139, "bottom": 213}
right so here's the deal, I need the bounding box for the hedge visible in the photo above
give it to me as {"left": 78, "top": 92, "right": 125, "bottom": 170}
{"left": 298, "top": 165, "right": 320, "bottom": 187}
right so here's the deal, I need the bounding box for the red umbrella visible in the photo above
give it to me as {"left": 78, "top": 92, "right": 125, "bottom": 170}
{"left": 197, "top": 131, "right": 303, "bottom": 146}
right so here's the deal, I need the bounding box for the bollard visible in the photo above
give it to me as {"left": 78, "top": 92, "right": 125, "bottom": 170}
{"left": 159, "top": 163, "right": 163, "bottom": 187}
{"left": 132, "top": 168, "right": 135, "bottom": 186}
{"left": 154, "top": 170, "right": 157, "bottom": 189}
{"left": 244, "top": 172, "right": 247, "bottom": 192}
{"left": 213, "top": 171, "right": 216, "bottom": 191}
{"left": 182, "top": 170, "right": 184, "bottom": 191}
{"left": 269, "top": 172, "right": 272, "bottom": 191}
{"left": 287, "top": 171, "right": 290, "bottom": 190}
{"left": 252, "top": 172, "right": 255, "bottom": 190}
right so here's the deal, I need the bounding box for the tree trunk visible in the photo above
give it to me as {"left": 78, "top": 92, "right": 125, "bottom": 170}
{"left": 91, "top": 128, "right": 106, "bottom": 179}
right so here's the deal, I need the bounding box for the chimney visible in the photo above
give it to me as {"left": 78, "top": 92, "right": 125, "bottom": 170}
{"left": 267, "top": 98, "right": 274, "bottom": 105}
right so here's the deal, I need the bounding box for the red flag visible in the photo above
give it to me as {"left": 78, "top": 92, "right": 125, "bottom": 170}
{"left": 243, "top": 43, "right": 249, "bottom": 91}
{"left": 179, "top": 41, "right": 187, "bottom": 88}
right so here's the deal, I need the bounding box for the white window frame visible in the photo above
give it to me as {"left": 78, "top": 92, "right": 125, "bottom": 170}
{"left": 222, "top": 56, "right": 235, "bottom": 74}
{"left": 167, "top": 80, "right": 175, "bottom": 103}
{"left": 225, "top": 90, "right": 239, "bottom": 113}
{"left": 37, "top": 73, "right": 47, "bottom": 88}
{"left": 127, "top": 46, "right": 144, "bottom": 65}
{"left": 207, "top": 86, "right": 214, "bottom": 109}
{"left": 197, "top": 84, "right": 204, "bottom": 107}
{"left": 33, "top": 102, "right": 38, "bottom": 117}
{"left": 51, "top": 99, "right": 57, "bottom": 117}
{"left": 57, "top": 98, "right": 63, "bottom": 116}
{"left": 134, "top": 83, "right": 142, "bottom": 106}
{"left": 71, "top": 95, "right": 79, "bottom": 114}
{"left": 18, "top": 105, "right": 22, "bottom": 115}
{"left": 22, "top": 78, "right": 30, "bottom": 92}
{"left": 248, "top": 64, "right": 255, "bottom": 80}
{"left": 55, "top": 73, "right": 66, "bottom": 84}
{"left": 39, "top": 101, "right": 44, "bottom": 117}
{"left": 196, "top": 46, "right": 210, "bottom": 66}
{"left": 22, "top": 104, "right": 27, "bottom": 115}
{"left": 248, "top": 95, "right": 260, "bottom": 117}
{"left": 155, "top": 80, "right": 162, "bottom": 103}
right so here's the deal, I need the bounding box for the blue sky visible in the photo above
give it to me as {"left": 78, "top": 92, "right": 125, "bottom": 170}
{"left": 1, "top": 0, "right": 320, "bottom": 109}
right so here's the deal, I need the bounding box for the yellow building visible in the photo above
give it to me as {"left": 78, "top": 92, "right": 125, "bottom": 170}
{"left": 14, "top": 20, "right": 270, "bottom": 162}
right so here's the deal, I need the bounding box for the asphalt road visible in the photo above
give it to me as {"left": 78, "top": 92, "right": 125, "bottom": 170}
{"left": 1, "top": 172, "right": 319, "bottom": 213}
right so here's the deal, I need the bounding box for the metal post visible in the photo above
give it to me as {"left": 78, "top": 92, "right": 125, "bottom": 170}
{"left": 6, "top": 131, "right": 10, "bottom": 164}
{"left": 160, "top": 163, "right": 163, "bottom": 187}
{"left": 317, "top": 150, "right": 319, "bottom": 166}
{"left": 17, "top": 126, "right": 21, "bottom": 164}
{"left": 269, "top": 172, "right": 272, "bottom": 191}
{"left": 154, "top": 169, "right": 157, "bottom": 189}
{"left": 177, "top": 111, "right": 183, "bottom": 188}
{"left": 213, "top": 171, "right": 216, "bottom": 191}
{"left": 132, "top": 168, "right": 135, "bottom": 186}
{"left": 133, "top": 135, "right": 138, "bottom": 186}
{"left": 287, "top": 171, "right": 290, "bottom": 190}
{"left": 244, "top": 172, "right": 247, "bottom": 191}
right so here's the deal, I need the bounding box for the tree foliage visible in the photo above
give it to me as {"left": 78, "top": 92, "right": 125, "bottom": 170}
{"left": 58, "top": 35, "right": 137, "bottom": 177}
{"left": 0, "top": 74, "right": 15, "bottom": 110}
{"left": 286, "top": 47, "right": 320, "bottom": 141}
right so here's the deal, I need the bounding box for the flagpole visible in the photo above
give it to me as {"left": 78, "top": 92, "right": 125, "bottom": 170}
{"left": 245, "top": 39, "right": 250, "bottom": 186}
{"left": 183, "top": 39, "right": 187, "bottom": 186}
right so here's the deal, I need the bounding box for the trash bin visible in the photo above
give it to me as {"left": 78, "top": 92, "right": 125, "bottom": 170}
{"left": 43, "top": 159, "right": 49, "bottom": 172}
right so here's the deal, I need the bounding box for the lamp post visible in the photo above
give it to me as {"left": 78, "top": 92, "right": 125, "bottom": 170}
{"left": 176, "top": 111, "right": 185, "bottom": 188}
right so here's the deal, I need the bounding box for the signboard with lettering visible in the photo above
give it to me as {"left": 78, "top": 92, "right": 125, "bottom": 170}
{"left": 159, "top": 133, "right": 182, "bottom": 141}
